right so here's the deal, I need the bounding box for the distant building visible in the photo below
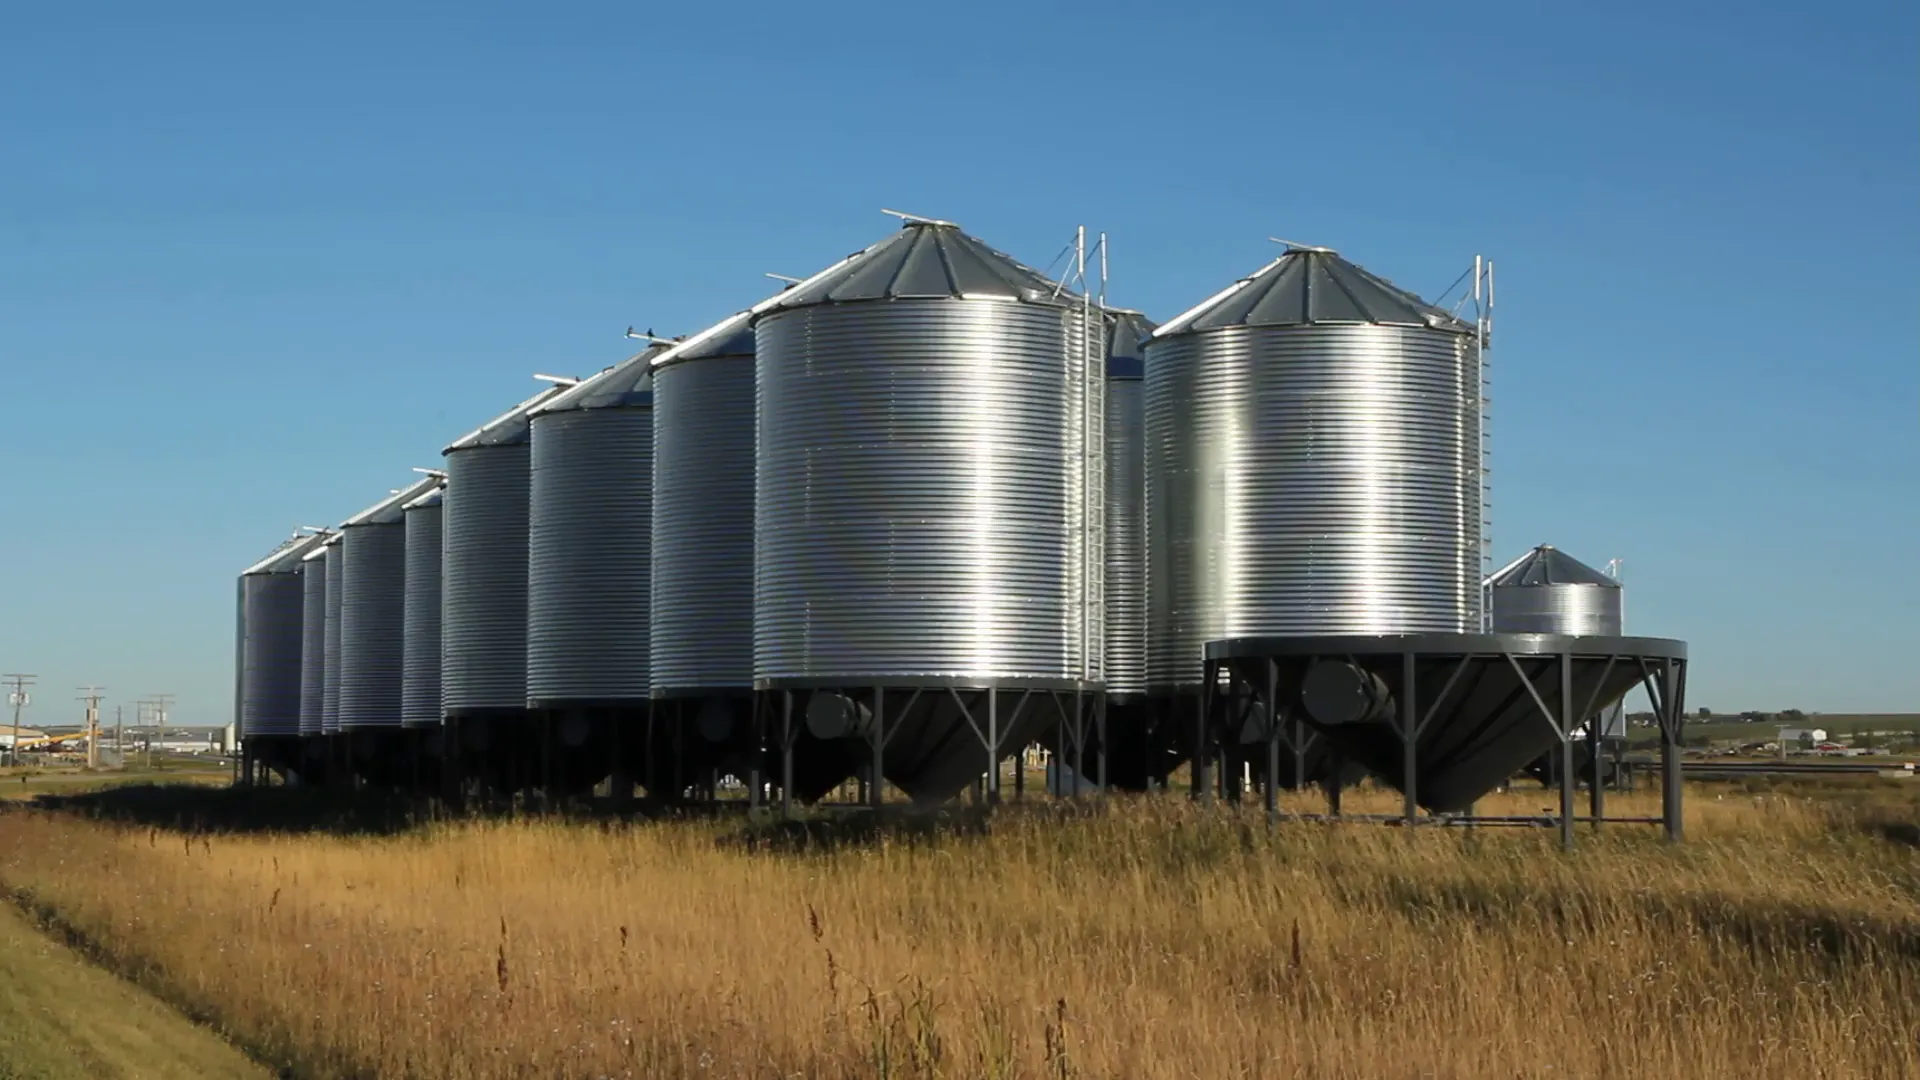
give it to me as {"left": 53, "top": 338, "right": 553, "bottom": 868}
{"left": 1779, "top": 727, "right": 1828, "bottom": 747}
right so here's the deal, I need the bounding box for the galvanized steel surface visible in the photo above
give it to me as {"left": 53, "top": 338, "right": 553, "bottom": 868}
{"left": 1104, "top": 310, "right": 1155, "bottom": 696}
{"left": 442, "top": 444, "right": 533, "bottom": 713}
{"left": 1488, "top": 547, "right": 1622, "bottom": 636}
{"left": 528, "top": 405, "right": 653, "bottom": 704}
{"left": 339, "top": 521, "right": 408, "bottom": 728}
{"left": 1146, "top": 321, "right": 1482, "bottom": 688}
{"left": 321, "top": 541, "right": 344, "bottom": 732}
{"left": 755, "top": 296, "right": 1100, "bottom": 683}
{"left": 299, "top": 552, "right": 328, "bottom": 735}
{"left": 652, "top": 350, "right": 756, "bottom": 693}
{"left": 401, "top": 493, "right": 444, "bottom": 726}
{"left": 240, "top": 570, "right": 306, "bottom": 737}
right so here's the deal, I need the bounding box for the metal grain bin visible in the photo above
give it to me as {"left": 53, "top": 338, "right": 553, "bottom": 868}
{"left": 526, "top": 347, "right": 666, "bottom": 707}
{"left": 1104, "top": 309, "right": 1156, "bottom": 697}
{"left": 441, "top": 386, "right": 569, "bottom": 717}
{"left": 650, "top": 315, "right": 757, "bottom": 696}
{"left": 339, "top": 478, "right": 442, "bottom": 729}
{"left": 401, "top": 484, "right": 445, "bottom": 727}
{"left": 321, "top": 534, "right": 346, "bottom": 733}
{"left": 1488, "top": 545, "right": 1625, "bottom": 740}
{"left": 755, "top": 221, "right": 1105, "bottom": 685}
{"left": 299, "top": 542, "right": 330, "bottom": 736}
{"left": 1146, "top": 246, "right": 1484, "bottom": 690}
{"left": 239, "top": 533, "right": 328, "bottom": 738}
{"left": 1487, "top": 545, "right": 1622, "bottom": 635}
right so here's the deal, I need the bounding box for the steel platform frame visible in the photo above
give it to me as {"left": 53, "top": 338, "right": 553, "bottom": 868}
{"left": 1199, "top": 634, "right": 1689, "bottom": 848}
{"left": 753, "top": 678, "right": 1106, "bottom": 815}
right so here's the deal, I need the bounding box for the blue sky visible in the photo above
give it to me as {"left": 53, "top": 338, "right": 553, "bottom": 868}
{"left": 1, "top": 0, "right": 1914, "bottom": 726}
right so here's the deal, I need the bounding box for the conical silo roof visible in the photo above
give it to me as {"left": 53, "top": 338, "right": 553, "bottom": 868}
{"left": 342, "top": 476, "right": 445, "bottom": 528}
{"left": 242, "top": 531, "right": 330, "bottom": 575}
{"left": 763, "top": 220, "right": 1071, "bottom": 308}
{"left": 1487, "top": 545, "right": 1618, "bottom": 588}
{"left": 1157, "top": 246, "right": 1470, "bottom": 335}
{"left": 531, "top": 345, "right": 669, "bottom": 415}
{"left": 1106, "top": 309, "right": 1157, "bottom": 377}
{"left": 443, "top": 384, "right": 572, "bottom": 453}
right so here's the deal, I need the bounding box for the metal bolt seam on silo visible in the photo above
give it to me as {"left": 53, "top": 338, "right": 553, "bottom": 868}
{"left": 441, "top": 384, "right": 571, "bottom": 717}
{"left": 339, "top": 477, "right": 442, "bottom": 729}
{"left": 298, "top": 540, "right": 331, "bottom": 736}
{"left": 238, "top": 532, "right": 329, "bottom": 739}
{"left": 650, "top": 314, "right": 758, "bottom": 697}
{"left": 400, "top": 484, "right": 445, "bottom": 727}
{"left": 754, "top": 221, "right": 1105, "bottom": 685}
{"left": 526, "top": 347, "right": 667, "bottom": 707}
{"left": 321, "top": 534, "right": 346, "bottom": 733}
{"left": 1145, "top": 245, "right": 1484, "bottom": 690}
{"left": 1103, "top": 309, "right": 1156, "bottom": 698}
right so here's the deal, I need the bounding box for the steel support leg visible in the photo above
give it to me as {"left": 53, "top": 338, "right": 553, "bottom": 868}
{"left": 1589, "top": 717, "right": 1605, "bottom": 829}
{"left": 1663, "top": 658, "right": 1686, "bottom": 842}
{"left": 872, "top": 686, "right": 885, "bottom": 812}
{"left": 779, "top": 691, "right": 795, "bottom": 818}
{"left": 1558, "top": 653, "right": 1576, "bottom": 852}
{"left": 1400, "top": 652, "right": 1418, "bottom": 827}
{"left": 1095, "top": 693, "right": 1108, "bottom": 790}
{"left": 1195, "top": 669, "right": 1215, "bottom": 804}
{"left": 986, "top": 688, "right": 1000, "bottom": 806}
{"left": 1264, "top": 661, "right": 1280, "bottom": 824}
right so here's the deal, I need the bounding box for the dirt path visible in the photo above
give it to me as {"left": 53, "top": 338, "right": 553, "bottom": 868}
{"left": 0, "top": 902, "right": 271, "bottom": 1080}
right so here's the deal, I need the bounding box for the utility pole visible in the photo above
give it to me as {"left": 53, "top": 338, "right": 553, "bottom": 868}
{"left": 115, "top": 705, "right": 124, "bottom": 758}
{"left": 77, "top": 686, "right": 106, "bottom": 770}
{"left": 148, "top": 693, "right": 175, "bottom": 732}
{"left": 4, "top": 674, "right": 36, "bottom": 767}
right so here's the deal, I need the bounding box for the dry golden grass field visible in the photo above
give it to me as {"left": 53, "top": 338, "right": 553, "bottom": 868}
{"left": 1, "top": 782, "right": 1916, "bottom": 1079}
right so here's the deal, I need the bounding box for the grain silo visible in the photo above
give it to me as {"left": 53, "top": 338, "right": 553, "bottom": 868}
{"left": 1093, "top": 308, "right": 1189, "bottom": 790}
{"left": 1103, "top": 309, "right": 1155, "bottom": 697}
{"left": 339, "top": 477, "right": 443, "bottom": 773}
{"left": 298, "top": 540, "right": 330, "bottom": 738}
{"left": 754, "top": 217, "right": 1105, "bottom": 804}
{"left": 400, "top": 482, "right": 445, "bottom": 729}
{"left": 1487, "top": 545, "right": 1622, "bottom": 635}
{"left": 320, "top": 533, "right": 346, "bottom": 734}
{"left": 648, "top": 314, "right": 766, "bottom": 796}
{"left": 1145, "top": 244, "right": 1484, "bottom": 691}
{"left": 524, "top": 346, "right": 665, "bottom": 795}
{"left": 527, "top": 347, "right": 663, "bottom": 708}
{"left": 238, "top": 532, "right": 329, "bottom": 751}
{"left": 1489, "top": 544, "right": 1630, "bottom": 752}
{"left": 441, "top": 384, "right": 570, "bottom": 787}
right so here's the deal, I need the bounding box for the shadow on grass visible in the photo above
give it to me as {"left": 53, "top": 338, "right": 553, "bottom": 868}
{"left": 1377, "top": 876, "right": 1920, "bottom": 965}
{"left": 716, "top": 798, "right": 1112, "bottom": 855}
{"left": 9, "top": 783, "right": 433, "bottom": 837}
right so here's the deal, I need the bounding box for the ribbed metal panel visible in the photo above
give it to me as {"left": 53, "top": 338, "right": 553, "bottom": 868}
{"left": 755, "top": 298, "right": 1098, "bottom": 683}
{"left": 1146, "top": 323, "right": 1482, "bottom": 688}
{"left": 528, "top": 407, "right": 652, "bottom": 703}
{"left": 299, "top": 555, "right": 328, "bottom": 735}
{"left": 339, "top": 521, "right": 408, "bottom": 728}
{"left": 652, "top": 354, "right": 755, "bottom": 692}
{"left": 321, "top": 543, "right": 344, "bottom": 732}
{"left": 442, "top": 444, "right": 532, "bottom": 713}
{"left": 401, "top": 497, "right": 444, "bottom": 726}
{"left": 1105, "top": 376, "right": 1145, "bottom": 694}
{"left": 239, "top": 571, "right": 305, "bottom": 737}
{"left": 1489, "top": 583, "right": 1622, "bottom": 635}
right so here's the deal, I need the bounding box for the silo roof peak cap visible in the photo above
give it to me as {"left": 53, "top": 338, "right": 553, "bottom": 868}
{"left": 1155, "top": 245, "right": 1472, "bottom": 336}
{"left": 761, "top": 219, "right": 1075, "bottom": 309}
{"left": 1486, "top": 545, "right": 1619, "bottom": 588}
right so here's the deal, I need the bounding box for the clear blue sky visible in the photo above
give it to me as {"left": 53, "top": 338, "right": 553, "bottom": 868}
{"left": 2, "top": 0, "right": 1914, "bottom": 727}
